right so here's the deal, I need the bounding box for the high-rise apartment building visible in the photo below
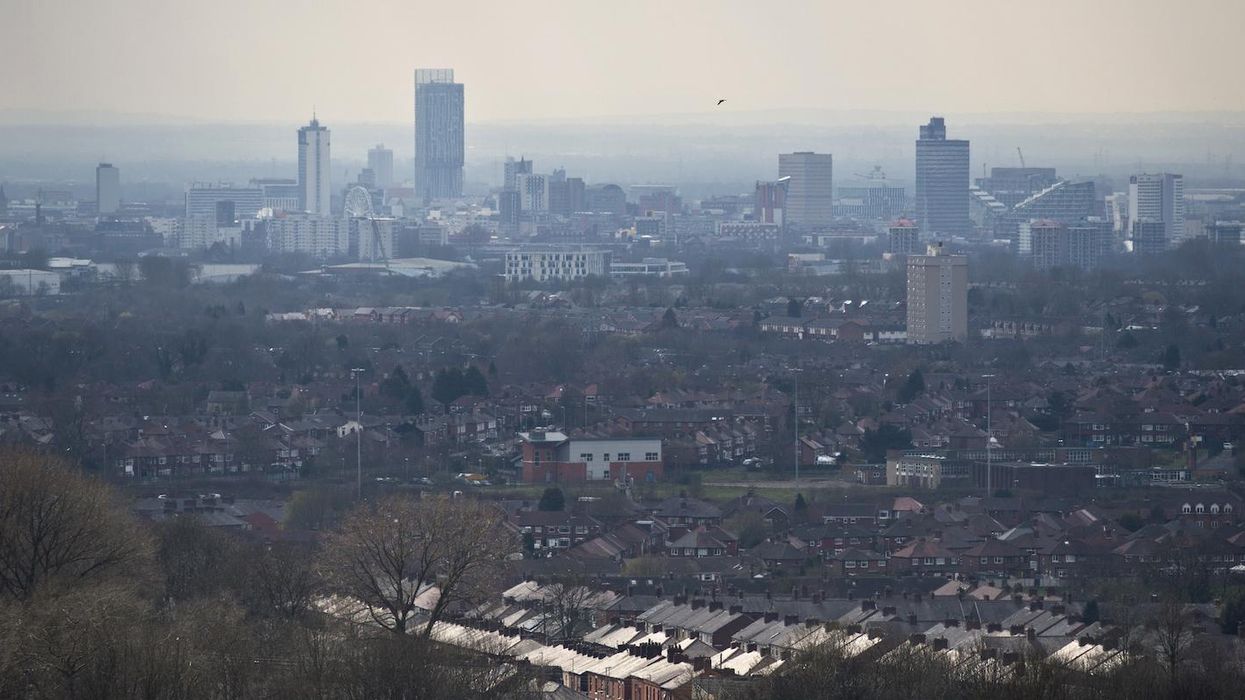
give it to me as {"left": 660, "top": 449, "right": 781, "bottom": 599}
{"left": 265, "top": 214, "right": 346, "bottom": 258}
{"left": 778, "top": 152, "right": 833, "bottom": 229}
{"left": 888, "top": 219, "right": 921, "bottom": 255}
{"left": 906, "top": 242, "right": 968, "bottom": 344}
{"left": 504, "top": 156, "right": 532, "bottom": 191}
{"left": 96, "top": 163, "right": 120, "bottom": 215}
{"left": 297, "top": 118, "right": 331, "bottom": 215}
{"left": 516, "top": 173, "right": 548, "bottom": 212}
{"left": 367, "top": 144, "right": 394, "bottom": 189}
{"left": 915, "top": 117, "right": 971, "bottom": 238}
{"left": 414, "top": 68, "right": 464, "bottom": 200}
{"left": 1128, "top": 173, "right": 1184, "bottom": 251}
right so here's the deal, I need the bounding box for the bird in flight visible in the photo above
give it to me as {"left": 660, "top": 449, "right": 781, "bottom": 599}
{"left": 717, "top": 99, "right": 726, "bottom": 106}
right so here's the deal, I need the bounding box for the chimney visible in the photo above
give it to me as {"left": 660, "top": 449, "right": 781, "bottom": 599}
{"left": 980, "top": 648, "right": 997, "bottom": 660}
{"left": 944, "top": 618, "right": 959, "bottom": 628}
{"left": 987, "top": 622, "right": 1002, "bottom": 633}
{"left": 907, "top": 613, "right": 918, "bottom": 625}
{"left": 847, "top": 624, "right": 862, "bottom": 634}
{"left": 966, "top": 620, "right": 981, "bottom": 631}
{"left": 805, "top": 617, "right": 821, "bottom": 626}
{"left": 933, "top": 638, "right": 949, "bottom": 651}
{"left": 783, "top": 615, "right": 799, "bottom": 626}
{"left": 861, "top": 599, "right": 876, "bottom": 611}
{"left": 1002, "top": 651, "right": 1020, "bottom": 665}
{"left": 1029, "top": 600, "right": 1043, "bottom": 612}
{"left": 1027, "top": 627, "right": 1037, "bottom": 640}
{"left": 729, "top": 605, "right": 743, "bottom": 615}
{"left": 709, "top": 601, "right": 723, "bottom": 612}
{"left": 655, "top": 585, "right": 664, "bottom": 597}
{"left": 690, "top": 598, "right": 705, "bottom": 610}
{"left": 674, "top": 595, "right": 688, "bottom": 606}
{"left": 764, "top": 612, "right": 779, "bottom": 623}
{"left": 910, "top": 633, "right": 926, "bottom": 645}
{"left": 882, "top": 606, "right": 896, "bottom": 617}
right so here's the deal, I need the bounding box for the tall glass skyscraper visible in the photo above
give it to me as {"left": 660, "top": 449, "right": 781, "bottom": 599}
{"left": 414, "top": 69, "right": 464, "bottom": 200}
{"left": 915, "top": 117, "right": 970, "bottom": 238}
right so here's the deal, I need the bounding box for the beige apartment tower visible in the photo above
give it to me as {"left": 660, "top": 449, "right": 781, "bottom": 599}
{"left": 906, "top": 243, "right": 968, "bottom": 343}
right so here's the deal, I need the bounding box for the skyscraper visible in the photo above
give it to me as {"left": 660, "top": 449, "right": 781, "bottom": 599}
{"left": 915, "top": 117, "right": 971, "bottom": 238}
{"left": 906, "top": 242, "right": 968, "bottom": 344}
{"left": 96, "top": 162, "right": 120, "bottom": 215}
{"left": 367, "top": 144, "right": 394, "bottom": 189}
{"left": 414, "top": 68, "right": 464, "bottom": 200}
{"left": 778, "top": 152, "right": 833, "bottom": 229}
{"left": 754, "top": 178, "right": 789, "bottom": 226}
{"left": 298, "top": 118, "right": 331, "bottom": 215}
{"left": 1128, "top": 173, "right": 1184, "bottom": 250}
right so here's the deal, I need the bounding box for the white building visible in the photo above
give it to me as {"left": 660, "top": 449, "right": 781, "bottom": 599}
{"left": 96, "top": 163, "right": 120, "bottom": 215}
{"left": 298, "top": 118, "right": 331, "bottom": 215}
{"left": 516, "top": 173, "right": 548, "bottom": 212}
{"left": 0, "top": 269, "right": 61, "bottom": 295}
{"left": 778, "top": 152, "right": 833, "bottom": 229}
{"left": 504, "top": 248, "right": 610, "bottom": 283}
{"left": 610, "top": 258, "right": 690, "bottom": 278}
{"left": 1128, "top": 173, "right": 1184, "bottom": 249}
{"left": 266, "top": 214, "right": 346, "bottom": 258}
{"left": 185, "top": 184, "right": 264, "bottom": 220}
{"left": 181, "top": 215, "right": 242, "bottom": 250}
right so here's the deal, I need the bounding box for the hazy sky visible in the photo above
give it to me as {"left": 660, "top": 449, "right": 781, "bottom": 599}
{"left": 4, "top": 0, "right": 1244, "bottom": 124}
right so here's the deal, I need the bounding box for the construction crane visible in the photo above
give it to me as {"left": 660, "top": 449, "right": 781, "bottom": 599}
{"left": 1016, "top": 147, "right": 1026, "bottom": 168}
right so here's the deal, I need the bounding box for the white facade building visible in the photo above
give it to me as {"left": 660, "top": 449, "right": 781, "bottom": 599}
{"left": 266, "top": 214, "right": 346, "bottom": 258}
{"left": 185, "top": 184, "right": 264, "bottom": 220}
{"left": 516, "top": 173, "right": 549, "bottom": 212}
{"left": 566, "top": 438, "right": 662, "bottom": 481}
{"left": 298, "top": 118, "right": 331, "bottom": 215}
{"left": 610, "top": 258, "right": 690, "bottom": 278}
{"left": 504, "top": 248, "right": 610, "bottom": 283}
{"left": 1128, "top": 173, "right": 1184, "bottom": 249}
{"left": 351, "top": 217, "right": 397, "bottom": 262}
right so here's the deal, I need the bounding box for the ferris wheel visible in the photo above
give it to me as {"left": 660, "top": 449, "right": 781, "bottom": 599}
{"left": 344, "top": 186, "right": 374, "bottom": 218}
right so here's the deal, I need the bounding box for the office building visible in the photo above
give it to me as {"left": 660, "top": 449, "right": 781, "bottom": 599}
{"left": 503, "top": 156, "right": 532, "bottom": 191}
{"left": 906, "top": 242, "right": 968, "bottom": 344}
{"left": 249, "top": 178, "right": 300, "bottom": 213}
{"left": 504, "top": 247, "right": 610, "bottom": 283}
{"left": 367, "top": 144, "right": 394, "bottom": 189}
{"left": 498, "top": 190, "right": 521, "bottom": 230}
{"left": 186, "top": 184, "right": 263, "bottom": 220}
{"left": 548, "top": 177, "right": 585, "bottom": 216}
{"left": 915, "top": 117, "right": 971, "bottom": 238}
{"left": 754, "top": 178, "right": 789, "bottom": 226}
{"left": 1131, "top": 220, "right": 1168, "bottom": 255}
{"left": 1128, "top": 173, "right": 1184, "bottom": 250}
{"left": 778, "top": 152, "right": 833, "bottom": 229}
{"left": 888, "top": 219, "right": 921, "bottom": 255}
{"left": 96, "top": 163, "right": 120, "bottom": 215}
{"left": 413, "top": 68, "right": 464, "bottom": 199}
{"left": 976, "top": 167, "right": 1058, "bottom": 209}
{"left": 610, "top": 258, "right": 690, "bottom": 278}
{"left": 297, "top": 118, "right": 331, "bottom": 215}
{"left": 518, "top": 431, "right": 663, "bottom": 483}
{"left": 836, "top": 167, "right": 906, "bottom": 220}
{"left": 1105, "top": 192, "right": 1129, "bottom": 235}
{"left": 1211, "top": 221, "right": 1243, "bottom": 247}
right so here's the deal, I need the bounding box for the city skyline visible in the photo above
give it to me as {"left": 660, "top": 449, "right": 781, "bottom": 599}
{"left": 4, "top": 1, "right": 1244, "bottom": 125}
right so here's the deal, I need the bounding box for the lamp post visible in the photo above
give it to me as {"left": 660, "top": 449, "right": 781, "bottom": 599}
{"left": 983, "top": 374, "right": 995, "bottom": 498}
{"left": 352, "top": 367, "right": 365, "bottom": 500}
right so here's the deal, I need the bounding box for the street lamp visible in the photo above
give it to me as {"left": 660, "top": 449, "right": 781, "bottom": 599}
{"left": 351, "top": 367, "right": 365, "bottom": 500}
{"left": 982, "top": 374, "right": 995, "bottom": 498}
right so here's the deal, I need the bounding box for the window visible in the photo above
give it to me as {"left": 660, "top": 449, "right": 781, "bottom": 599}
{"left": 936, "top": 557, "right": 945, "bottom": 565}
{"left": 923, "top": 557, "right": 935, "bottom": 565}
{"left": 580, "top": 453, "right": 594, "bottom": 462}
{"left": 1066, "top": 554, "right": 1076, "bottom": 563}
{"left": 1211, "top": 504, "right": 1220, "bottom": 514}
{"left": 1182, "top": 504, "right": 1192, "bottom": 514}
{"left": 878, "top": 560, "right": 886, "bottom": 568}
{"left": 645, "top": 452, "right": 659, "bottom": 461}
{"left": 980, "top": 557, "right": 989, "bottom": 565}
{"left": 603, "top": 453, "right": 610, "bottom": 461}
{"left": 1226, "top": 504, "right": 1234, "bottom": 514}
{"left": 845, "top": 560, "right": 856, "bottom": 569}
{"left": 994, "top": 556, "right": 1004, "bottom": 564}
{"left": 1196, "top": 504, "right": 1205, "bottom": 514}
{"left": 617, "top": 452, "right": 631, "bottom": 462}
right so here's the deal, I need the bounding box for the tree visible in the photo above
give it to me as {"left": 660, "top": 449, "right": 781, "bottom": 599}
{"left": 1221, "top": 589, "right": 1245, "bottom": 635}
{"left": 660, "top": 307, "right": 679, "bottom": 329}
{"left": 538, "top": 487, "right": 566, "bottom": 512}
{"left": 319, "top": 495, "right": 513, "bottom": 636}
{"left": 0, "top": 449, "right": 150, "bottom": 601}
{"left": 463, "top": 365, "right": 489, "bottom": 397}
{"left": 787, "top": 298, "right": 802, "bottom": 317}
{"left": 858, "top": 425, "right": 913, "bottom": 462}
{"left": 725, "top": 511, "right": 769, "bottom": 549}
{"left": 1082, "top": 599, "right": 1100, "bottom": 624}
{"left": 896, "top": 368, "right": 925, "bottom": 403}
{"left": 1163, "top": 343, "right": 1181, "bottom": 371}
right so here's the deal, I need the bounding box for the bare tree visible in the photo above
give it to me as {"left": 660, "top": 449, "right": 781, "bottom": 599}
{"left": 319, "top": 495, "right": 513, "bottom": 636}
{"left": 0, "top": 448, "right": 151, "bottom": 601}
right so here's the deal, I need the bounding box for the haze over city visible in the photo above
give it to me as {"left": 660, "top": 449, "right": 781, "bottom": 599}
{"left": 4, "top": 2, "right": 1245, "bottom": 699}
